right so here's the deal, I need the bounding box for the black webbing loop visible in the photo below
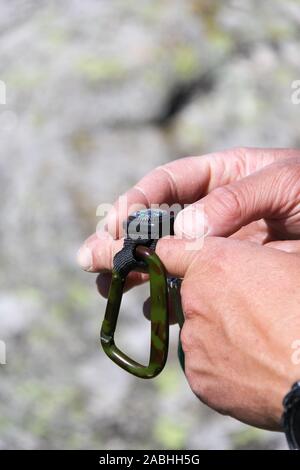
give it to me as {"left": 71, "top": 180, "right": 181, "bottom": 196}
{"left": 113, "top": 237, "right": 157, "bottom": 278}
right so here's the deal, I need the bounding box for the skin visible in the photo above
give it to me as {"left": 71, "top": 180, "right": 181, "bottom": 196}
{"left": 77, "top": 147, "right": 300, "bottom": 431}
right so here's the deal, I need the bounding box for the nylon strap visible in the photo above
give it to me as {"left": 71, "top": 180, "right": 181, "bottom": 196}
{"left": 113, "top": 236, "right": 158, "bottom": 278}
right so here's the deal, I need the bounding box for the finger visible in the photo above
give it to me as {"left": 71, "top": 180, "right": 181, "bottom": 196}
{"left": 229, "top": 220, "right": 270, "bottom": 244}
{"left": 105, "top": 148, "right": 299, "bottom": 238}
{"left": 77, "top": 229, "right": 192, "bottom": 279}
{"left": 143, "top": 297, "right": 151, "bottom": 320}
{"left": 143, "top": 296, "right": 178, "bottom": 325}
{"left": 265, "top": 240, "right": 300, "bottom": 254}
{"left": 78, "top": 231, "right": 202, "bottom": 277}
{"left": 77, "top": 232, "right": 124, "bottom": 272}
{"left": 96, "top": 272, "right": 112, "bottom": 297}
{"left": 154, "top": 236, "right": 227, "bottom": 278}
{"left": 175, "top": 157, "right": 300, "bottom": 239}
{"left": 97, "top": 272, "right": 149, "bottom": 298}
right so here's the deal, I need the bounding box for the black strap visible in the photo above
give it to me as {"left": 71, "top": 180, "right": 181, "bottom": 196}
{"left": 113, "top": 237, "right": 157, "bottom": 278}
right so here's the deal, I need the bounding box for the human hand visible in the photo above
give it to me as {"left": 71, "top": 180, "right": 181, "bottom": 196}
{"left": 101, "top": 146, "right": 300, "bottom": 244}
{"left": 77, "top": 147, "right": 300, "bottom": 429}
{"left": 77, "top": 147, "right": 300, "bottom": 295}
{"left": 157, "top": 237, "right": 300, "bottom": 431}
{"left": 173, "top": 237, "right": 300, "bottom": 431}
{"left": 79, "top": 231, "right": 300, "bottom": 430}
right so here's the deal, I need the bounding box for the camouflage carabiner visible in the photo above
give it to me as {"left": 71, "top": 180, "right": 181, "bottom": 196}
{"left": 100, "top": 209, "right": 185, "bottom": 378}
{"left": 100, "top": 245, "right": 169, "bottom": 379}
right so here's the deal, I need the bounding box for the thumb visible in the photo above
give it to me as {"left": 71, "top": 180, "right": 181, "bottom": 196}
{"left": 155, "top": 237, "right": 201, "bottom": 278}
{"left": 174, "top": 159, "right": 300, "bottom": 238}
{"left": 155, "top": 236, "right": 227, "bottom": 278}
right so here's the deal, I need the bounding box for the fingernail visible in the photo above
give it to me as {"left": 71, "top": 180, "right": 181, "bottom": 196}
{"left": 77, "top": 245, "right": 93, "bottom": 271}
{"left": 174, "top": 206, "right": 209, "bottom": 239}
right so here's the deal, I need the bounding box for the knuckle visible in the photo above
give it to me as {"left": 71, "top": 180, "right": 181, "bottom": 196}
{"left": 222, "top": 146, "right": 249, "bottom": 161}
{"left": 196, "top": 382, "right": 213, "bottom": 405}
{"left": 180, "top": 284, "right": 198, "bottom": 320}
{"left": 180, "top": 323, "right": 192, "bottom": 352}
{"left": 265, "top": 159, "right": 300, "bottom": 206}
{"left": 153, "top": 164, "right": 179, "bottom": 201}
{"left": 182, "top": 307, "right": 197, "bottom": 321}
{"left": 210, "top": 184, "right": 245, "bottom": 221}
{"left": 185, "top": 368, "right": 214, "bottom": 407}
{"left": 185, "top": 370, "right": 200, "bottom": 396}
{"left": 231, "top": 146, "right": 249, "bottom": 161}
{"left": 232, "top": 145, "right": 248, "bottom": 153}
{"left": 180, "top": 321, "right": 197, "bottom": 352}
{"left": 235, "top": 146, "right": 252, "bottom": 157}
{"left": 274, "top": 158, "right": 300, "bottom": 182}
{"left": 188, "top": 377, "right": 223, "bottom": 412}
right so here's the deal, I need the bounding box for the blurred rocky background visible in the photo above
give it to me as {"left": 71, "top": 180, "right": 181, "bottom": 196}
{"left": 0, "top": 0, "right": 299, "bottom": 450}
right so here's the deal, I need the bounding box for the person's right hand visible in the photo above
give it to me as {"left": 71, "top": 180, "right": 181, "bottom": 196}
{"left": 77, "top": 147, "right": 300, "bottom": 289}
